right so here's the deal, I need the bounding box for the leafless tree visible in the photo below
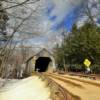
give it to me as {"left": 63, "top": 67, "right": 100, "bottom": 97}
{"left": 83, "top": 0, "right": 100, "bottom": 24}
{"left": 0, "top": 0, "right": 40, "bottom": 78}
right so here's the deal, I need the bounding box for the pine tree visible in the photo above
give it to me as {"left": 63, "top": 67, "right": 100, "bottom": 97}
{"left": 54, "top": 23, "right": 100, "bottom": 73}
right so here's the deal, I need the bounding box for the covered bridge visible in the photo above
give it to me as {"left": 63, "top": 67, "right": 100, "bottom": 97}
{"left": 26, "top": 48, "right": 56, "bottom": 73}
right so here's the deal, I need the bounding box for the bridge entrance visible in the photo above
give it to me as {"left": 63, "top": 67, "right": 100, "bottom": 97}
{"left": 35, "top": 57, "right": 51, "bottom": 72}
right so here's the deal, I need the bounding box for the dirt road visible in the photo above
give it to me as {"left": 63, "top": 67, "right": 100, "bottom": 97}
{"left": 46, "top": 73, "right": 100, "bottom": 100}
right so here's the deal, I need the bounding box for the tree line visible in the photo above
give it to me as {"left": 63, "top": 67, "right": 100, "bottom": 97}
{"left": 54, "top": 23, "right": 100, "bottom": 74}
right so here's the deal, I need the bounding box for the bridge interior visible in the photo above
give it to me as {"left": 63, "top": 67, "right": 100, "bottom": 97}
{"left": 35, "top": 57, "right": 51, "bottom": 72}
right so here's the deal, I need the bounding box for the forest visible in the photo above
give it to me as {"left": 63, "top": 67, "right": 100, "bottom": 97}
{"left": 54, "top": 23, "right": 100, "bottom": 73}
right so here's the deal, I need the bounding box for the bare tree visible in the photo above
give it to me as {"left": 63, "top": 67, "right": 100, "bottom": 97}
{"left": 84, "top": 0, "right": 100, "bottom": 24}
{"left": 0, "top": 0, "right": 40, "bottom": 78}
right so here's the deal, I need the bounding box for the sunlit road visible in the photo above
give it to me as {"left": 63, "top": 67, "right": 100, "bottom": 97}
{"left": 0, "top": 73, "right": 100, "bottom": 100}
{"left": 0, "top": 76, "right": 51, "bottom": 100}
{"left": 45, "top": 73, "right": 100, "bottom": 100}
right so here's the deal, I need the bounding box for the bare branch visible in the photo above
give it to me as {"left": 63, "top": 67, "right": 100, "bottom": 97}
{"left": 1, "top": 0, "right": 40, "bottom": 10}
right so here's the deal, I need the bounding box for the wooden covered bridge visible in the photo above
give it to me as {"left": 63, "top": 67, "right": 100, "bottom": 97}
{"left": 26, "top": 48, "right": 56, "bottom": 73}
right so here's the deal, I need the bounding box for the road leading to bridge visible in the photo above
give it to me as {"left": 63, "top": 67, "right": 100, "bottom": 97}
{"left": 44, "top": 73, "right": 100, "bottom": 100}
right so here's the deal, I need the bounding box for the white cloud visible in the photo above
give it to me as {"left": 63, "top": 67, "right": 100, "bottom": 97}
{"left": 43, "top": 0, "right": 84, "bottom": 29}
{"left": 3, "top": 0, "right": 88, "bottom": 50}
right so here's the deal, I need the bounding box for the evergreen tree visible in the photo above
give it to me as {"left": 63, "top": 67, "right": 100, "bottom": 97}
{"left": 54, "top": 23, "right": 100, "bottom": 73}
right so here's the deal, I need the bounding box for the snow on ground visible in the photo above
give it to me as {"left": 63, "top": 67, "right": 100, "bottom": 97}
{"left": 0, "top": 76, "right": 51, "bottom": 100}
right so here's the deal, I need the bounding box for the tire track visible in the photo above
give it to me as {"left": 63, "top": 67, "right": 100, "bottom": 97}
{"left": 43, "top": 73, "right": 100, "bottom": 100}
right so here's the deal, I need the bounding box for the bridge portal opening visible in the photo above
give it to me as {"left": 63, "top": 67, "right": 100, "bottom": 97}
{"left": 35, "top": 57, "right": 51, "bottom": 72}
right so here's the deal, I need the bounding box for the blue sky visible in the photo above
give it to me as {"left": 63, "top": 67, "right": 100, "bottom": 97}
{"left": 21, "top": 0, "right": 85, "bottom": 48}
{"left": 44, "top": 0, "right": 84, "bottom": 32}
{"left": 13, "top": 0, "right": 100, "bottom": 48}
{"left": 51, "top": 5, "right": 83, "bottom": 31}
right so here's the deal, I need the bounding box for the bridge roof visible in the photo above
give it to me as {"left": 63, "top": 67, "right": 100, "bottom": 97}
{"left": 26, "top": 48, "right": 53, "bottom": 63}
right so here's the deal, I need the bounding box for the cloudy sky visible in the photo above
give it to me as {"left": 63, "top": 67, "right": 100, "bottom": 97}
{"left": 5, "top": 0, "right": 100, "bottom": 49}
{"left": 25, "top": 0, "right": 84, "bottom": 48}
